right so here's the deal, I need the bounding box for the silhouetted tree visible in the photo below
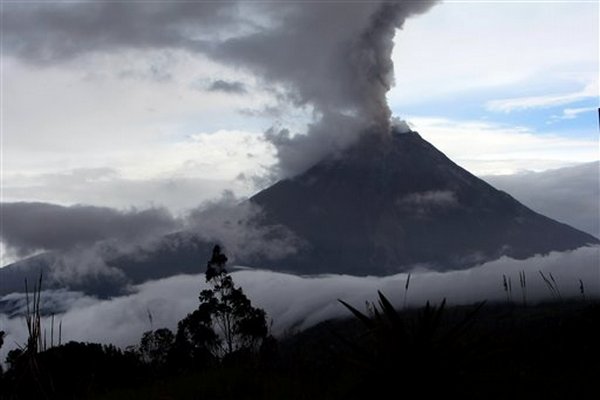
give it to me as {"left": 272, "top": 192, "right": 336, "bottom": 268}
{"left": 175, "top": 245, "right": 269, "bottom": 364}
{"left": 172, "top": 307, "right": 219, "bottom": 368}
{"left": 1, "top": 341, "right": 143, "bottom": 399}
{"left": 0, "top": 330, "right": 4, "bottom": 377}
{"left": 138, "top": 328, "right": 174, "bottom": 368}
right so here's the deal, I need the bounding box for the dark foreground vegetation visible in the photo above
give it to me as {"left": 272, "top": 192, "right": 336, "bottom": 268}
{"left": 1, "top": 248, "right": 598, "bottom": 399}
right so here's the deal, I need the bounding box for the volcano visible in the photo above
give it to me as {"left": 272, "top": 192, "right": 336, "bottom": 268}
{"left": 247, "top": 130, "right": 598, "bottom": 275}
{"left": 1, "top": 130, "right": 597, "bottom": 297}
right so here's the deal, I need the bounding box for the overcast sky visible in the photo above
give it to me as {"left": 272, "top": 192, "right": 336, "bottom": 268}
{"left": 1, "top": 1, "right": 598, "bottom": 266}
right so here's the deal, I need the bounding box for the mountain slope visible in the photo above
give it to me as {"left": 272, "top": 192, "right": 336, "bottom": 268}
{"left": 249, "top": 131, "right": 598, "bottom": 275}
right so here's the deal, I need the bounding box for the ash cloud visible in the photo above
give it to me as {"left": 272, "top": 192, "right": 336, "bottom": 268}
{"left": 1, "top": 245, "right": 598, "bottom": 364}
{"left": 212, "top": 0, "right": 438, "bottom": 175}
{"left": 185, "top": 192, "right": 302, "bottom": 262}
{"left": 3, "top": 0, "right": 439, "bottom": 177}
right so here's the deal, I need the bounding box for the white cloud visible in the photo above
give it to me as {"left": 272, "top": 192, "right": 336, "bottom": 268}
{"left": 485, "top": 162, "right": 600, "bottom": 238}
{"left": 2, "top": 52, "right": 277, "bottom": 180}
{"left": 0, "top": 243, "right": 20, "bottom": 267}
{"left": 389, "top": 2, "right": 598, "bottom": 106}
{"left": 486, "top": 81, "right": 597, "bottom": 113}
{"left": 1, "top": 245, "right": 598, "bottom": 364}
{"left": 397, "top": 190, "right": 458, "bottom": 217}
{"left": 1, "top": 128, "right": 277, "bottom": 212}
{"left": 407, "top": 116, "right": 599, "bottom": 175}
{"left": 550, "top": 106, "right": 598, "bottom": 122}
{"left": 0, "top": 170, "right": 238, "bottom": 214}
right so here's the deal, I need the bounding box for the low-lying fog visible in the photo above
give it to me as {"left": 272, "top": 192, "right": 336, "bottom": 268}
{"left": 1, "top": 245, "right": 598, "bottom": 364}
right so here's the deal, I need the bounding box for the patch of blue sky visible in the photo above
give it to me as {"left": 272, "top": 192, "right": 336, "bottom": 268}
{"left": 493, "top": 103, "right": 596, "bottom": 134}
{"left": 392, "top": 92, "right": 598, "bottom": 141}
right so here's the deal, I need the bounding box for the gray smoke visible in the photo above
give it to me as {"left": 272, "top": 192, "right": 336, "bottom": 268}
{"left": 185, "top": 192, "right": 303, "bottom": 262}
{"left": 211, "top": 0, "right": 438, "bottom": 175}
{"left": 3, "top": 0, "right": 439, "bottom": 176}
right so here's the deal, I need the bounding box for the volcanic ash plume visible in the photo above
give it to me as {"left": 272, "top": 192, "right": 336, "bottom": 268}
{"left": 3, "top": 0, "right": 439, "bottom": 176}
{"left": 216, "top": 0, "right": 439, "bottom": 176}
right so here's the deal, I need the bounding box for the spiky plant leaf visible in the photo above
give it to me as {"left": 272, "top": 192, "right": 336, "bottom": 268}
{"left": 338, "top": 299, "right": 375, "bottom": 329}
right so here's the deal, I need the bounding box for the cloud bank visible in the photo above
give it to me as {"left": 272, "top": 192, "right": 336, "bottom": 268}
{"left": 485, "top": 162, "right": 599, "bottom": 238}
{"left": 486, "top": 81, "right": 598, "bottom": 113}
{"left": 0, "top": 195, "right": 302, "bottom": 289}
{"left": 1, "top": 245, "right": 598, "bottom": 364}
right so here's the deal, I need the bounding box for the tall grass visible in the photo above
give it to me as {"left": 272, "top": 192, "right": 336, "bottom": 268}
{"left": 539, "top": 271, "right": 562, "bottom": 301}
{"left": 579, "top": 279, "right": 586, "bottom": 301}
{"left": 502, "top": 274, "right": 513, "bottom": 304}
{"left": 20, "top": 274, "right": 51, "bottom": 399}
{"left": 23, "top": 274, "right": 62, "bottom": 352}
{"left": 519, "top": 270, "right": 527, "bottom": 306}
{"left": 24, "top": 274, "right": 44, "bottom": 354}
{"left": 11, "top": 273, "right": 64, "bottom": 399}
{"left": 403, "top": 273, "right": 411, "bottom": 310}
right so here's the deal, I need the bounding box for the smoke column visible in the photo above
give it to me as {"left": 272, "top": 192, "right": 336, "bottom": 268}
{"left": 212, "top": 0, "right": 439, "bottom": 175}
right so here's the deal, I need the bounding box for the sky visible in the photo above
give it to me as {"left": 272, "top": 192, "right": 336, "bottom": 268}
{"left": 0, "top": 0, "right": 598, "bottom": 266}
{"left": 391, "top": 0, "right": 599, "bottom": 175}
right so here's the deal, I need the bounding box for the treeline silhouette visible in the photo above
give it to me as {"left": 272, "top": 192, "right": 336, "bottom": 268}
{"left": 0, "top": 246, "right": 598, "bottom": 399}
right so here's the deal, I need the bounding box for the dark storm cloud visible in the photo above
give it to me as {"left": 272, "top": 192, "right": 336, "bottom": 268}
{"left": 207, "top": 79, "right": 248, "bottom": 94}
{"left": 0, "top": 197, "right": 301, "bottom": 284}
{"left": 0, "top": 202, "right": 179, "bottom": 257}
{"left": 1, "top": 1, "right": 237, "bottom": 63}
{"left": 3, "top": 0, "right": 439, "bottom": 176}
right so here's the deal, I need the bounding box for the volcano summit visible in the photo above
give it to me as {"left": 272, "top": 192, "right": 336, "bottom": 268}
{"left": 248, "top": 129, "right": 598, "bottom": 275}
